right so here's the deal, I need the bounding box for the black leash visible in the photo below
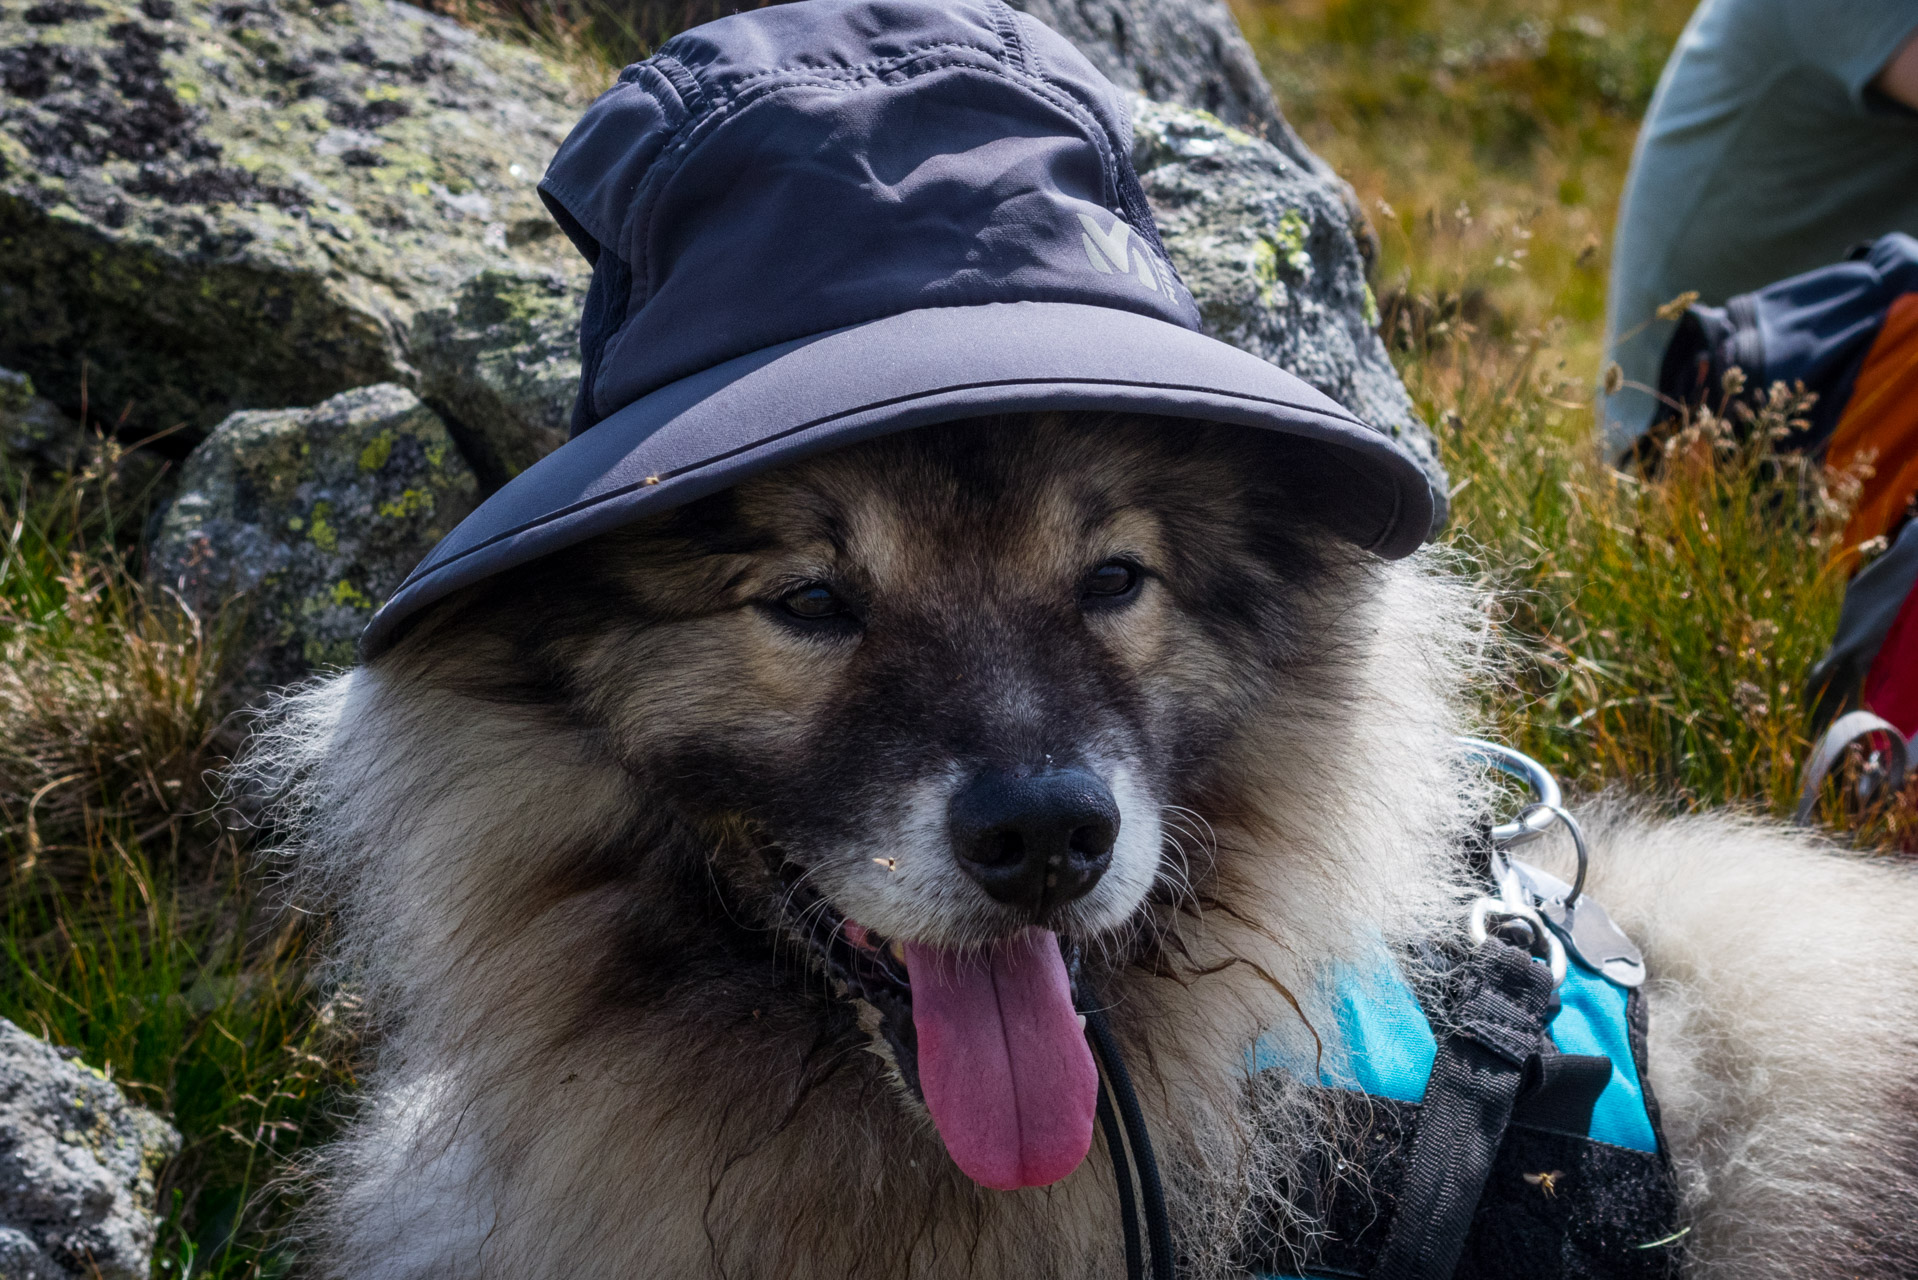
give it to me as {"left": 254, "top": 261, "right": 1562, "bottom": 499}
{"left": 1084, "top": 1006, "right": 1176, "bottom": 1280}
{"left": 1093, "top": 1076, "right": 1143, "bottom": 1278}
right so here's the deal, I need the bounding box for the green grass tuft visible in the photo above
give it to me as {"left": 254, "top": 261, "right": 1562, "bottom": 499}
{"left": 0, "top": 452, "right": 352, "bottom": 1278}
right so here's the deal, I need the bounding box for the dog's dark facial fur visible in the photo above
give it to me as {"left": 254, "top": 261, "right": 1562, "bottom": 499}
{"left": 405, "top": 416, "right": 1355, "bottom": 1049}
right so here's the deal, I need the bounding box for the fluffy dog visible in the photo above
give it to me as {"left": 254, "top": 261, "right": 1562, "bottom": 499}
{"left": 249, "top": 413, "right": 1918, "bottom": 1279}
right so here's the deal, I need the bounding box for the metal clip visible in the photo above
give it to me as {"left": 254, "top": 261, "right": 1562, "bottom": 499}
{"left": 1467, "top": 895, "right": 1567, "bottom": 986}
{"left": 1458, "top": 737, "right": 1563, "bottom": 846}
{"left": 1458, "top": 737, "right": 1647, "bottom": 988}
{"left": 1794, "top": 709, "right": 1910, "bottom": 826}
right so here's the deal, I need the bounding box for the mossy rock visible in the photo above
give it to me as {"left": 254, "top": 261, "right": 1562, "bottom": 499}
{"left": 412, "top": 268, "right": 580, "bottom": 492}
{"left": 0, "top": 0, "right": 588, "bottom": 446}
{"left": 1132, "top": 97, "right": 1446, "bottom": 522}
{"left": 147, "top": 383, "right": 479, "bottom": 694}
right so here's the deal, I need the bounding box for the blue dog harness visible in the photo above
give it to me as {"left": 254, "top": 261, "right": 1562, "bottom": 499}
{"left": 1249, "top": 944, "right": 1658, "bottom": 1153}
{"left": 1221, "top": 746, "right": 1685, "bottom": 1280}
{"left": 1237, "top": 938, "right": 1680, "bottom": 1279}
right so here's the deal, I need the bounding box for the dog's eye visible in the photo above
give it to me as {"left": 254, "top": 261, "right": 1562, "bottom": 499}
{"left": 780, "top": 583, "right": 848, "bottom": 619}
{"left": 1082, "top": 559, "right": 1141, "bottom": 602}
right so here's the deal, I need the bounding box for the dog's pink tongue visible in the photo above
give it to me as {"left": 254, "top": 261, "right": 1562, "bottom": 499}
{"left": 905, "top": 929, "right": 1097, "bottom": 1191}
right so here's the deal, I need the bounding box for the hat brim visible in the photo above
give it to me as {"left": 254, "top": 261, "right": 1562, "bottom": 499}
{"left": 362, "top": 300, "right": 1435, "bottom": 658}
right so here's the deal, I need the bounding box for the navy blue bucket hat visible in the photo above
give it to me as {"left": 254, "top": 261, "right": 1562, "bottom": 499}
{"left": 360, "top": 0, "right": 1436, "bottom": 657}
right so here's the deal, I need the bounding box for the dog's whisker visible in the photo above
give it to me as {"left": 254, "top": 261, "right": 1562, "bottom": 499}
{"left": 1164, "top": 804, "right": 1219, "bottom": 854}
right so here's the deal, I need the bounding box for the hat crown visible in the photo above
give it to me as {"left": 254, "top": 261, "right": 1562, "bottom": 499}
{"left": 539, "top": 0, "right": 1201, "bottom": 435}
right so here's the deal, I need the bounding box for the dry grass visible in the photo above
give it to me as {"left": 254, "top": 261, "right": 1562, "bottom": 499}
{"left": 1240, "top": 0, "right": 1913, "bottom": 837}
{"left": 0, "top": 579, "right": 226, "bottom": 884}
{"left": 0, "top": 444, "right": 235, "bottom": 882}
{"left": 1438, "top": 357, "right": 1887, "bottom": 826}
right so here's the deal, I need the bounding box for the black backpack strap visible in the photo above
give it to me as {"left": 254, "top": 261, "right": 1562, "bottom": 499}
{"left": 1371, "top": 938, "right": 1557, "bottom": 1280}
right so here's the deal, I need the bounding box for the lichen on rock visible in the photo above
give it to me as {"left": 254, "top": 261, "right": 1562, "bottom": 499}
{"left": 0, "top": 1018, "right": 179, "bottom": 1280}
{"left": 1131, "top": 96, "right": 1446, "bottom": 518}
{"left": 412, "top": 268, "right": 580, "bottom": 492}
{"left": 0, "top": 0, "right": 589, "bottom": 443}
{"left": 147, "top": 383, "right": 478, "bottom": 694}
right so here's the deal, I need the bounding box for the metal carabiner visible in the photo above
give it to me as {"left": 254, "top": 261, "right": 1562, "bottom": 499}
{"left": 1457, "top": 737, "right": 1563, "bottom": 846}
{"left": 1458, "top": 738, "right": 1577, "bottom": 988}
{"left": 1457, "top": 736, "right": 1647, "bottom": 989}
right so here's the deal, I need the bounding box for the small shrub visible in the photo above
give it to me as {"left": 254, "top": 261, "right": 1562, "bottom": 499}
{"left": 1435, "top": 353, "right": 1859, "bottom": 816}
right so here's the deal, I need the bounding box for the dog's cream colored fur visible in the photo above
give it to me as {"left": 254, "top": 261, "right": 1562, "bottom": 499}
{"left": 246, "top": 419, "right": 1918, "bottom": 1278}
{"left": 1528, "top": 809, "right": 1918, "bottom": 1276}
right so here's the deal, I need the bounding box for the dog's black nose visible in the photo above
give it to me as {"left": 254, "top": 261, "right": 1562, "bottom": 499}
{"left": 948, "top": 766, "right": 1119, "bottom": 918}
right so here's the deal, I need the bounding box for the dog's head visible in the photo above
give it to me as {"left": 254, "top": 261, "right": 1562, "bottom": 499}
{"left": 333, "top": 412, "right": 1464, "bottom": 1196}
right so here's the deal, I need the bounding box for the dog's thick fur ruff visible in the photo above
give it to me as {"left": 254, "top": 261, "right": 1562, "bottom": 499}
{"left": 245, "top": 414, "right": 1918, "bottom": 1279}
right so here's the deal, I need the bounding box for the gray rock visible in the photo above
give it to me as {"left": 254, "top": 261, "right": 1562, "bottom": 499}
{"left": 1005, "top": 0, "right": 1376, "bottom": 264}
{"left": 412, "top": 270, "right": 580, "bottom": 492}
{"left": 0, "top": 0, "right": 588, "bottom": 444}
{"left": 0, "top": 1019, "right": 179, "bottom": 1280}
{"left": 1008, "top": 0, "right": 1276, "bottom": 134}
{"left": 0, "top": 365, "right": 174, "bottom": 514}
{"left": 1133, "top": 97, "right": 1445, "bottom": 516}
{"left": 0, "top": 366, "right": 88, "bottom": 473}
{"left": 147, "top": 384, "right": 479, "bottom": 693}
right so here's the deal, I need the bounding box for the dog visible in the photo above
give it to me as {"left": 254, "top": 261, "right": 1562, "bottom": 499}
{"left": 245, "top": 411, "right": 1918, "bottom": 1279}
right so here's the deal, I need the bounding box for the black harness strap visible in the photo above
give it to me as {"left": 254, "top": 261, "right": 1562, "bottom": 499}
{"left": 1371, "top": 938, "right": 1558, "bottom": 1280}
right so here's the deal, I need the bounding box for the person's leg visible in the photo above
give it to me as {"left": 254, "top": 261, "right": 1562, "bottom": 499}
{"left": 1599, "top": 0, "right": 1918, "bottom": 460}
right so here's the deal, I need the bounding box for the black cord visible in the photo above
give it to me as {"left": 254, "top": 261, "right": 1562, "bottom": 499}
{"left": 1094, "top": 1076, "right": 1143, "bottom": 1280}
{"left": 1084, "top": 1007, "right": 1176, "bottom": 1280}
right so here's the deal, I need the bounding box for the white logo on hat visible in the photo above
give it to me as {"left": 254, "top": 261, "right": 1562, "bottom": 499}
{"left": 1078, "top": 211, "right": 1173, "bottom": 297}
